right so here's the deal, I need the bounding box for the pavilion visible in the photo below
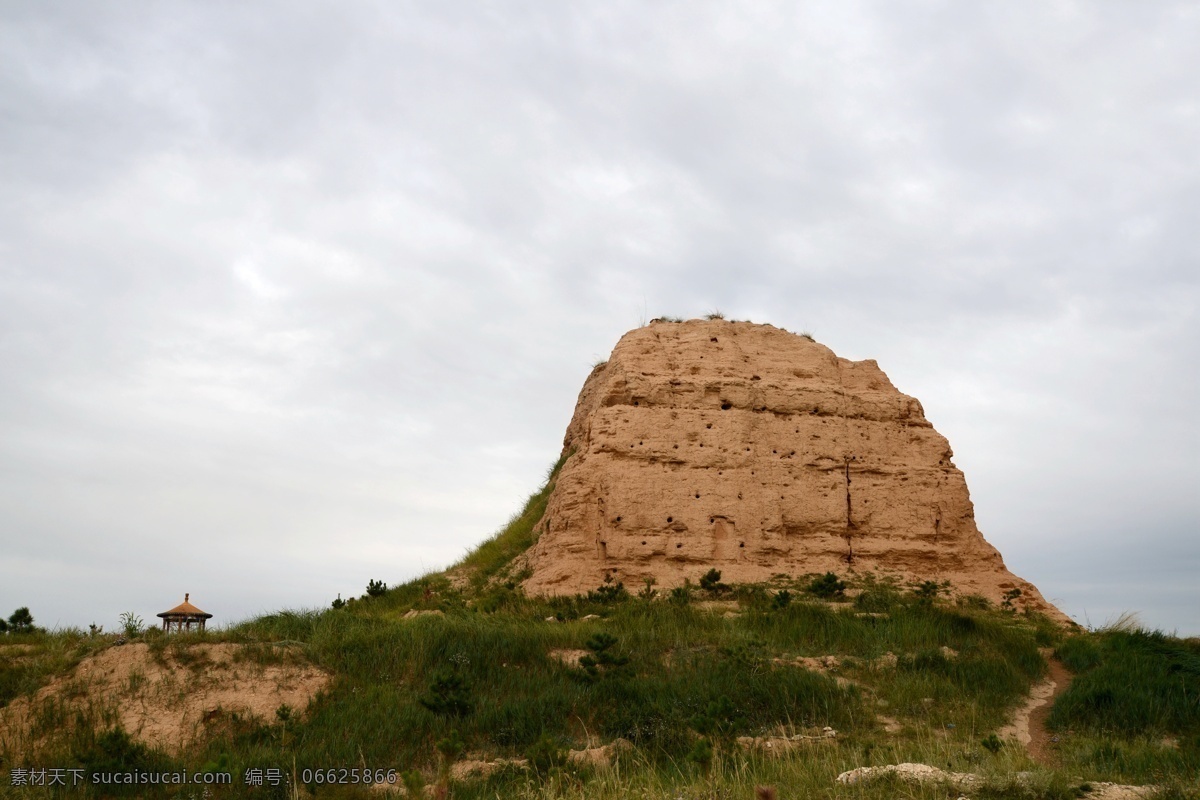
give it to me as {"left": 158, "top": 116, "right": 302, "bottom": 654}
{"left": 157, "top": 593, "right": 212, "bottom": 633}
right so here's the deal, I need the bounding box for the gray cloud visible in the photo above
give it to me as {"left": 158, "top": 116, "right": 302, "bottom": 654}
{"left": 2, "top": 1, "right": 1197, "bottom": 634}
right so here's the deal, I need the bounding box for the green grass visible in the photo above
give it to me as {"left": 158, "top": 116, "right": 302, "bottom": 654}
{"left": 0, "top": 630, "right": 110, "bottom": 708}
{"left": 449, "top": 451, "right": 570, "bottom": 592}
{"left": 4, "top": 596, "right": 1197, "bottom": 798}
{"left": 2, "top": 465, "right": 1197, "bottom": 798}
{"left": 1049, "top": 626, "right": 1200, "bottom": 784}
{"left": 1053, "top": 628, "right": 1200, "bottom": 736}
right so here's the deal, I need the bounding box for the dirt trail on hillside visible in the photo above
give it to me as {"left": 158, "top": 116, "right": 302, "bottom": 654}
{"left": 999, "top": 649, "right": 1074, "bottom": 765}
{"left": 1028, "top": 656, "right": 1074, "bottom": 765}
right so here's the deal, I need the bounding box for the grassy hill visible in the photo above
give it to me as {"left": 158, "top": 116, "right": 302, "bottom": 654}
{"left": 1, "top": 464, "right": 1197, "bottom": 799}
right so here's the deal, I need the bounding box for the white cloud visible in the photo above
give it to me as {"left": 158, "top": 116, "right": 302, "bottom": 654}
{"left": 1, "top": 1, "right": 1197, "bottom": 633}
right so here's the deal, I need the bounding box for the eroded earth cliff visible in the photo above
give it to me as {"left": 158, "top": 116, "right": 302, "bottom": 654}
{"left": 521, "top": 319, "right": 1065, "bottom": 622}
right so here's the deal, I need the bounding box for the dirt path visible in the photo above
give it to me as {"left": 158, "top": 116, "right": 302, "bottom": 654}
{"left": 1027, "top": 655, "right": 1073, "bottom": 765}
{"left": 999, "top": 649, "right": 1074, "bottom": 765}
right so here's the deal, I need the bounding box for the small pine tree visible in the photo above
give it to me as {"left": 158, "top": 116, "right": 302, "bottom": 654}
{"left": 366, "top": 579, "right": 387, "bottom": 597}
{"left": 912, "top": 580, "right": 949, "bottom": 606}
{"left": 668, "top": 579, "right": 693, "bottom": 606}
{"left": 435, "top": 729, "right": 465, "bottom": 794}
{"left": 525, "top": 734, "right": 567, "bottom": 774}
{"left": 691, "top": 695, "right": 743, "bottom": 745}
{"left": 687, "top": 737, "right": 713, "bottom": 776}
{"left": 771, "top": 589, "right": 792, "bottom": 610}
{"left": 400, "top": 770, "right": 425, "bottom": 798}
{"left": 587, "top": 576, "right": 629, "bottom": 604}
{"left": 578, "top": 632, "right": 629, "bottom": 680}
{"left": 420, "top": 668, "right": 473, "bottom": 716}
{"left": 699, "top": 568, "right": 729, "bottom": 594}
{"left": 808, "top": 573, "right": 846, "bottom": 599}
{"left": 7, "top": 607, "right": 34, "bottom": 634}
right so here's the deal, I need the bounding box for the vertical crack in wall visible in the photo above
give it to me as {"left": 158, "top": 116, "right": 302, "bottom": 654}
{"left": 838, "top": 359, "right": 855, "bottom": 565}
{"left": 932, "top": 506, "right": 942, "bottom": 577}
{"left": 843, "top": 457, "right": 855, "bottom": 564}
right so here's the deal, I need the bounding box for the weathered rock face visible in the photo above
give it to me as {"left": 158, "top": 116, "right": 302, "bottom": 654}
{"left": 522, "top": 319, "right": 1065, "bottom": 621}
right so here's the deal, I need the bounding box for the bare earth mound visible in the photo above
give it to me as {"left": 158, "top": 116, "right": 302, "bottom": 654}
{"left": 0, "top": 642, "right": 330, "bottom": 755}
{"left": 521, "top": 319, "right": 1066, "bottom": 622}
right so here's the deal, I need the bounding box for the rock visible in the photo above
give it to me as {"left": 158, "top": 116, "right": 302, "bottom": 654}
{"left": 519, "top": 320, "right": 1066, "bottom": 622}
{"left": 402, "top": 609, "right": 444, "bottom": 620}
{"left": 736, "top": 732, "right": 835, "bottom": 755}
{"left": 836, "top": 763, "right": 980, "bottom": 790}
{"left": 877, "top": 715, "right": 903, "bottom": 733}
{"left": 581, "top": 614, "right": 601, "bottom": 620}
{"left": 773, "top": 654, "right": 848, "bottom": 674}
{"left": 1085, "top": 783, "right": 1158, "bottom": 800}
{"left": 567, "top": 738, "right": 633, "bottom": 769}
{"left": 835, "top": 765, "right": 1154, "bottom": 799}
{"left": 874, "top": 651, "right": 899, "bottom": 670}
{"left": 548, "top": 649, "right": 589, "bottom": 668}
{"left": 450, "top": 758, "right": 527, "bottom": 781}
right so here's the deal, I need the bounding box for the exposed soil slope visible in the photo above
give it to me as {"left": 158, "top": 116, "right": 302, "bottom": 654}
{"left": 0, "top": 642, "right": 329, "bottom": 755}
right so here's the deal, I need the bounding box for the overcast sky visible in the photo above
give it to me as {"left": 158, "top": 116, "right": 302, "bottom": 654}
{"left": 2, "top": 2, "right": 1197, "bottom": 636}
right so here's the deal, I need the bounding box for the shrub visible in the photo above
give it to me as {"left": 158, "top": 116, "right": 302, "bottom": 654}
{"left": 808, "top": 573, "right": 846, "bottom": 600}
{"left": 587, "top": 578, "right": 630, "bottom": 604}
{"left": 419, "top": 668, "right": 473, "bottom": 716}
{"left": 435, "top": 728, "right": 465, "bottom": 791}
{"left": 668, "top": 581, "right": 693, "bottom": 606}
{"left": 691, "top": 695, "right": 744, "bottom": 744}
{"left": 74, "top": 728, "right": 175, "bottom": 795}
{"left": 331, "top": 594, "right": 345, "bottom": 610}
{"left": 854, "top": 583, "right": 900, "bottom": 613}
{"left": 436, "top": 728, "right": 464, "bottom": 761}
{"left": 366, "top": 579, "right": 388, "bottom": 598}
{"left": 579, "top": 632, "right": 630, "bottom": 680}
{"left": 771, "top": 590, "right": 792, "bottom": 610}
{"left": 687, "top": 737, "right": 713, "bottom": 775}
{"left": 981, "top": 733, "right": 1004, "bottom": 754}
{"left": 525, "top": 733, "right": 567, "bottom": 774}
{"left": 704, "top": 310, "right": 725, "bottom": 320}
{"left": 699, "top": 568, "right": 729, "bottom": 594}
{"left": 1001, "top": 588, "right": 1023, "bottom": 611}
{"left": 911, "top": 580, "right": 949, "bottom": 606}
{"left": 400, "top": 770, "right": 425, "bottom": 797}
